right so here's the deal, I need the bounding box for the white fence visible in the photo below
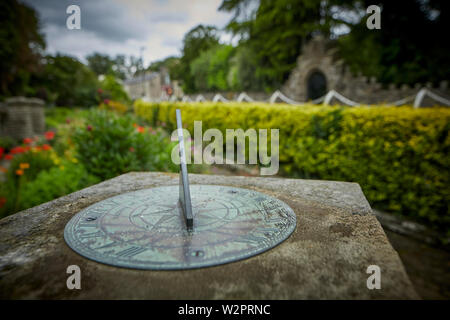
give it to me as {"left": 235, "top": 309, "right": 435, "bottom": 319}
{"left": 177, "top": 88, "right": 450, "bottom": 108}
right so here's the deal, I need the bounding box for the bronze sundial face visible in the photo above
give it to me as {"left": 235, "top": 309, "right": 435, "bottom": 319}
{"left": 64, "top": 109, "right": 296, "bottom": 269}
{"left": 64, "top": 185, "right": 296, "bottom": 270}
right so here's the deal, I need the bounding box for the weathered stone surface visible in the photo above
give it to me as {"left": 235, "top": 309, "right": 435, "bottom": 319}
{"left": 0, "top": 172, "right": 418, "bottom": 299}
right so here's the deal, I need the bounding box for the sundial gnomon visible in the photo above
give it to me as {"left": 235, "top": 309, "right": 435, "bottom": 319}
{"left": 64, "top": 110, "right": 296, "bottom": 270}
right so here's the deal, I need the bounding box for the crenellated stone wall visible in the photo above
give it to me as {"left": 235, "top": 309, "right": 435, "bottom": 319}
{"left": 282, "top": 36, "right": 450, "bottom": 105}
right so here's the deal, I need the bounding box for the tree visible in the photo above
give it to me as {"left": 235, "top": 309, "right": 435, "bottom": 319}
{"left": 147, "top": 56, "right": 182, "bottom": 85}
{"left": 0, "top": 0, "right": 45, "bottom": 97}
{"left": 32, "top": 54, "right": 99, "bottom": 106}
{"left": 190, "top": 44, "right": 235, "bottom": 92}
{"left": 221, "top": 0, "right": 450, "bottom": 88}
{"left": 86, "top": 53, "right": 115, "bottom": 77}
{"left": 190, "top": 51, "right": 212, "bottom": 91}
{"left": 86, "top": 53, "right": 141, "bottom": 80}
{"left": 178, "top": 25, "right": 220, "bottom": 93}
{"left": 229, "top": 45, "right": 263, "bottom": 91}
{"left": 99, "top": 74, "right": 130, "bottom": 103}
{"left": 338, "top": 0, "right": 450, "bottom": 86}
{"left": 207, "top": 45, "right": 235, "bottom": 91}
{"left": 220, "top": 0, "right": 348, "bottom": 91}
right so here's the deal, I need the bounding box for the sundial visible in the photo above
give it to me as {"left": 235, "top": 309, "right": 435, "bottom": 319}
{"left": 64, "top": 110, "right": 296, "bottom": 270}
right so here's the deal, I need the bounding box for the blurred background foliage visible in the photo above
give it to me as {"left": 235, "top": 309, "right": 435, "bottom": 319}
{"left": 2, "top": 0, "right": 450, "bottom": 99}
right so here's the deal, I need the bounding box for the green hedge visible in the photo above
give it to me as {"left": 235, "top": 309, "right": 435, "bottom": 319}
{"left": 134, "top": 101, "right": 450, "bottom": 236}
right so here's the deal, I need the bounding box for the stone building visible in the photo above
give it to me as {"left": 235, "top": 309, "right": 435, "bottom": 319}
{"left": 123, "top": 68, "right": 183, "bottom": 101}
{"left": 282, "top": 36, "right": 450, "bottom": 105}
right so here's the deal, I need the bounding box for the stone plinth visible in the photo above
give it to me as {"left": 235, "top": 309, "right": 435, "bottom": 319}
{"left": 0, "top": 96, "right": 45, "bottom": 140}
{"left": 0, "top": 172, "right": 418, "bottom": 299}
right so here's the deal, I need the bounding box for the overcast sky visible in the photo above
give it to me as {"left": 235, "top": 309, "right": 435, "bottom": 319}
{"left": 22, "top": 0, "right": 234, "bottom": 66}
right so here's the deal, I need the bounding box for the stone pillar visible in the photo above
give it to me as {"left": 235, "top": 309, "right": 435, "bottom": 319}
{"left": 28, "top": 98, "right": 46, "bottom": 134}
{"left": 1, "top": 97, "right": 45, "bottom": 140}
{"left": 3, "top": 97, "right": 33, "bottom": 140}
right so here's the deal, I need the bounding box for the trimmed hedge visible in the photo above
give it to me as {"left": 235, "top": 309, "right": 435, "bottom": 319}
{"left": 134, "top": 101, "right": 450, "bottom": 235}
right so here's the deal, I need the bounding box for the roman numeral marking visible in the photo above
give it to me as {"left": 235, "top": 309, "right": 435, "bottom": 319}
{"left": 116, "top": 246, "right": 147, "bottom": 258}
{"left": 78, "top": 222, "right": 98, "bottom": 228}
{"left": 79, "top": 231, "right": 103, "bottom": 239}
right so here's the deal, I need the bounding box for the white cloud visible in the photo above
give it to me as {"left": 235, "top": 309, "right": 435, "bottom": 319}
{"left": 24, "top": 0, "right": 233, "bottom": 65}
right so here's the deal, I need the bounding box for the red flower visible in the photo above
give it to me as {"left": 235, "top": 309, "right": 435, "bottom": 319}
{"left": 66, "top": 118, "right": 71, "bottom": 124}
{"left": 10, "top": 146, "right": 26, "bottom": 154}
{"left": 87, "top": 125, "right": 93, "bottom": 131}
{"left": 23, "top": 137, "right": 32, "bottom": 144}
{"left": 0, "top": 197, "right": 6, "bottom": 209}
{"left": 97, "top": 88, "right": 103, "bottom": 94}
{"left": 137, "top": 126, "right": 145, "bottom": 133}
{"left": 129, "top": 147, "right": 135, "bottom": 152}
{"left": 0, "top": 147, "right": 3, "bottom": 158}
{"left": 45, "top": 131, "right": 55, "bottom": 140}
{"left": 103, "top": 99, "right": 110, "bottom": 105}
{"left": 4, "top": 154, "right": 13, "bottom": 160}
{"left": 42, "top": 144, "right": 52, "bottom": 151}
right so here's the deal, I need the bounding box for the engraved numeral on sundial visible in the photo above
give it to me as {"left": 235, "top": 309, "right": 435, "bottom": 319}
{"left": 96, "top": 241, "right": 120, "bottom": 249}
{"left": 236, "top": 234, "right": 268, "bottom": 246}
{"left": 78, "top": 222, "right": 98, "bottom": 228}
{"left": 116, "top": 246, "right": 147, "bottom": 258}
{"left": 79, "top": 230, "right": 103, "bottom": 239}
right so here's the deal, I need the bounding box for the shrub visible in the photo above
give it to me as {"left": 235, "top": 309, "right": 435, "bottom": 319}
{"left": 99, "top": 100, "right": 128, "bottom": 114}
{"left": 7, "top": 146, "right": 55, "bottom": 181}
{"left": 134, "top": 101, "right": 450, "bottom": 236}
{"left": 17, "top": 162, "right": 99, "bottom": 211}
{"left": 0, "top": 143, "right": 56, "bottom": 217}
{"left": 0, "top": 136, "right": 17, "bottom": 150}
{"left": 99, "top": 74, "right": 130, "bottom": 103}
{"left": 45, "top": 107, "right": 90, "bottom": 129}
{"left": 72, "top": 109, "right": 177, "bottom": 180}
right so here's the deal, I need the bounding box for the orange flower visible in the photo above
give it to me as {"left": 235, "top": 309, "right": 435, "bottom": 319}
{"left": 23, "top": 137, "right": 32, "bottom": 144}
{"left": 42, "top": 144, "right": 52, "bottom": 151}
{"left": 19, "top": 163, "right": 30, "bottom": 169}
{"left": 33, "top": 146, "right": 42, "bottom": 152}
{"left": 0, "top": 166, "right": 7, "bottom": 173}
{"left": 15, "top": 169, "right": 24, "bottom": 176}
{"left": 137, "top": 126, "right": 145, "bottom": 133}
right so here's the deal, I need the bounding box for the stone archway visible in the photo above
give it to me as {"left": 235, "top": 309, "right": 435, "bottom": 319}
{"left": 307, "top": 70, "right": 327, "bottom": 100}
